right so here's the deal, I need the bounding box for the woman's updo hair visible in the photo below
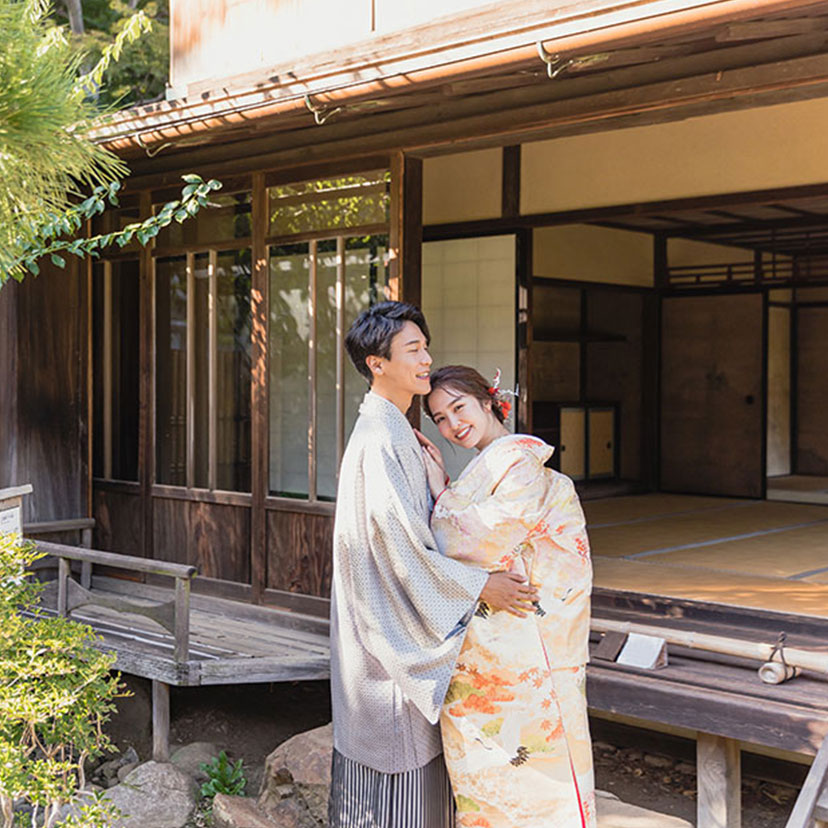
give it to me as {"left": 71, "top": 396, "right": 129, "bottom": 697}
{"left": 424, "top": 365, "right": 506, "bottom": 424}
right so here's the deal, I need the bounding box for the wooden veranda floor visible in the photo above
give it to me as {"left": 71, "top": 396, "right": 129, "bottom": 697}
{"left": 38, "top": 576, "right": 329, "bottom": 687}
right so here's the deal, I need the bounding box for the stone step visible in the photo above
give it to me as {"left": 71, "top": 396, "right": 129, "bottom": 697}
{"left": 597, "top": 790, "right": 692, "bottom": 827}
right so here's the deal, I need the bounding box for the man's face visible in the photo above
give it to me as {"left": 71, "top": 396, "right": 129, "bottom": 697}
{"left": 370, "top": 320, "right": 432, "bottom": 398}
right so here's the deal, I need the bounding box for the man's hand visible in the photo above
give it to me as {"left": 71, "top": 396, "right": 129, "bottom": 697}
{"left": 479, "top": 572, "right": 539, "bottom": 618}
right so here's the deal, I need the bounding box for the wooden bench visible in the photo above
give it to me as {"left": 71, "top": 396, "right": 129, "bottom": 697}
{"left": 34, "top": 540, "right": 329, "bottom": 762}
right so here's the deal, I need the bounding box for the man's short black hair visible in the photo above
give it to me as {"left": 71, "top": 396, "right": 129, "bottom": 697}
{"left": 345, "top": 301, "right": 430, "bottom": 384}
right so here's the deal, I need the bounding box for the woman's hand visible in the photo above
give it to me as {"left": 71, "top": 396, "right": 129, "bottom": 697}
{"left": 422, "top": 446, "right": 448, "bottom": 501}
{"left": 414, "top": 428, "right": 446, "bottom": 474}
{"left": 480, "top": 572, "right": 539, "bottom": 618}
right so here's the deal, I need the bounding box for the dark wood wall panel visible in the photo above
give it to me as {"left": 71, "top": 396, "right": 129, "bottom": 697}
{"left": 0, "top": 283, "right": 18, "bottom": 487}
{"left": 586, "top": 291, "right": 643, "bottom": 481}
{"left": 660, "top": 293, "right": 764, "bottom": 497}
{"left": 190, "top": 501, "right": 250, "bottom": 583}
{"left": 15, "top": 260, "right": 84, "bottom": 521}
{"left": 796, "top": 306, "right": 828, "bottom": 475}
{"left": 93, "top": 487, "right": 143, "bottom": 555}
{"left": 267, "top": 510, "right": 333, "bottom": 597}
{"left": 153, "top": 497, "right": 250, "bottom": 582}
{"left": 152, "top": 497, "right": 191, "bottom": 565}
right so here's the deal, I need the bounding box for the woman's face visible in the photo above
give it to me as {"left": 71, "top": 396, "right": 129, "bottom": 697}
{"left": 428, "top": 386, "right": 497, "bottom": 451}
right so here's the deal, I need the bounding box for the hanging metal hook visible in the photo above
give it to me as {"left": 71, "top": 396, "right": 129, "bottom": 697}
{"left": 536, "top": 41, "right": 575, "bottom": 80}
{"left": 304, "top": 94, "right": 343, "bottom": 126}
{"left": 135, "top": 132, "right": 174, "bottom": 158}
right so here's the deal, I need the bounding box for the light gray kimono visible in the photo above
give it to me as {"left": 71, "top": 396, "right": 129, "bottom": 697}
{"left": 330, "top": 392, "right": 488, "bottom": 775}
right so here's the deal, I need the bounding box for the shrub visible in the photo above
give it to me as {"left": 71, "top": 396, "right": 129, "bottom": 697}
{"left": 0, "top": 534, "right": 124, "bottom": 828}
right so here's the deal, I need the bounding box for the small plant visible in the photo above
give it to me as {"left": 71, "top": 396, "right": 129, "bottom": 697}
{"left": 199, "top": 751, "right": 247, "bottom": 801}
{"left": 0, "top": 534, "right": 125, "bottom": 828}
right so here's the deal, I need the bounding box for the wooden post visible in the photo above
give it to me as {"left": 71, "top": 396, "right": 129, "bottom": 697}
{"left": 697, "top": 732, "right": 741, "bottom": 828}
{"left": 80, "top": 560, "right": 92, "bottom": 590}
{"left": 173, "top": 576, "right": 190, "bottom": 663}
{"left": 57, "top": 557, "right": 70, "bottom": 616}
{"left": 152, "top": 680, "right": 170, "bottom": 762}
{"left": 250, "top": 172, "right": 268, "bottom": 603}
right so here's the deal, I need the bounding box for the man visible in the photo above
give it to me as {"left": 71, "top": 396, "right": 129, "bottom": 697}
{"left": 329, "top": 301, "right": 537, "bottom": 827}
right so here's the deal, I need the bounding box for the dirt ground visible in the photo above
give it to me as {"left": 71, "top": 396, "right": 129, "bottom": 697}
{"left": 110, "top": 678, "right": 799, "bottom": 825}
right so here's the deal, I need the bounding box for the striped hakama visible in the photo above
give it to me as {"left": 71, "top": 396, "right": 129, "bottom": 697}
{"left": 329, "top": 750, "right": 455, "bottom": 828}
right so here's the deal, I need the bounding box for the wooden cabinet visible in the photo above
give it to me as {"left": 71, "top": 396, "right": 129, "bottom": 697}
{"left": 533, "top": 402, "right": 617, "bottom": 481}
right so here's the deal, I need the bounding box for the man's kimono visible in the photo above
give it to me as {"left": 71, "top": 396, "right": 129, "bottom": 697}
{"left": 329, "top": 392, "right": 489, "bottom": 828}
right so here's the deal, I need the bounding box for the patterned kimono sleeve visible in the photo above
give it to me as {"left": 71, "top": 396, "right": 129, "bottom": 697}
{"left": 349, "top": 442, "right": 489, "bottom": 722}
{"left": 433, "top": 447, "right": 552, "bottom": 571}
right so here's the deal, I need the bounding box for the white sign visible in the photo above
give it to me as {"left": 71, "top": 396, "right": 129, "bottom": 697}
{"left": 616, "top": 632, "right": 669, "bottom": 670}
{"left": 0, "top": 505, "right": 22, "bottom": 537}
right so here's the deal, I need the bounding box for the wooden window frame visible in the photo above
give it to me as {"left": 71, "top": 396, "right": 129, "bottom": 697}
{"left": 153, "top": 244, "right": 253, "bottom": 494}
{"left": 265, "top": 228, "right": 387, "bottom": 507}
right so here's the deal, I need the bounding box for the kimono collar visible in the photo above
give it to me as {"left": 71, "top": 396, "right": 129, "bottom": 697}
{"left": 359, "top": 390, "right": 412, "bottom": 426}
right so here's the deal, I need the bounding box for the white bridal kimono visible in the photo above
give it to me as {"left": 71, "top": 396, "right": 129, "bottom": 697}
{"left": 329, "top": 392, "right": 488, "bottom": 828}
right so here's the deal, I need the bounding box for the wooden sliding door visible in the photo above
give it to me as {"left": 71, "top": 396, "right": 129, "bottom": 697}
{"left": 660, "top": 292, "right": 765, "bottom": 498}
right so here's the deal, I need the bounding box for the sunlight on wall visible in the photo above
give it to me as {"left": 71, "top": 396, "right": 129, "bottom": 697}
{"left": 423, "top": 149, "right": 502, "bottom": 225}
{"left": 421, "top": 235, "right": 516, "bottom": 481}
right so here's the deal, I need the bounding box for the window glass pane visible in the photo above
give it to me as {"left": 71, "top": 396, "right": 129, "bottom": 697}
{"left": 316, "top": 240, "right": 338, "bottom": 500}
{"left": 92, "top": 264, "right": 105, "bottom": 479}
{"left": 269, "top": 171, "right": 390, "bottom": 236}
{"left": 155, "top": 257, "right": 187, "bottom": 485}
{"left": 216, "top": 249, "right": 252, "bottom": 492}
{"left": 343, "top": 235, "right": 390, "bottom": 438}
{"left": 269, "top": 243, "right": 310, "bottom": 497}
{"left": 110, "top": 260, "right": 140, "bottom": 480}
{"left": 154, "top": 191, "right": 252, "bottom": 248}
{"left": 193, "top": 254, "right": 209, "bottom": 488}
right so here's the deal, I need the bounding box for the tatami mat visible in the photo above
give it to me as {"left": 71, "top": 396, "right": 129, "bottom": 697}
{"left": 582, "top": 494, "right": 742, "bottom": 527}
{"left": 593, "top": 557, "right": 828, "bottom": 619}
{"left": 651, "top": 523, "right": 828, "bottom": 579}
{"left": 586, "top": 494, "right": 828, "bottom": 617}
{"left": 588, "top": 501, "right": 828, "bottom": 559}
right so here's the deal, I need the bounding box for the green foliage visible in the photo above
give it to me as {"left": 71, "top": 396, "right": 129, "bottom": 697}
{"left": 0, "top": 0, "right": 126, "bottom": 270}
{"left": 2, "top": 175, "right": 223, "bottom": 286}
{"left": 0, "top": 534, "right": 124, "bottom": 828}
{"left": 199, "top": 751, "right": 247, "bottom": 801}
{"left": 58, "top": 0, "right": 169, "bottom": 107}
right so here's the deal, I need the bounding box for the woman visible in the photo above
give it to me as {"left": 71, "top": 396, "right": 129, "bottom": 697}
{"left": 419, "top": 365, "right": 595, "bottom": 828}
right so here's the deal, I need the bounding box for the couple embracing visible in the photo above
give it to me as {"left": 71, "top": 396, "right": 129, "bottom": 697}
{"left": 329, "top": 301, "right": 595, "bottom": 828}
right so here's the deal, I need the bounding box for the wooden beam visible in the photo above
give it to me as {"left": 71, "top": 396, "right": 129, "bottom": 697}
{"left": 138, "top": 192, "right": 153, "bottom": 561}
{"left": 125, "top": 34, "right": 828, "bottom": 188}
{"left": 502, "top": 145, "right": 521, "bottom": 219}
{"left": 717, "top": 17, "right": 828, "bottom": 42}
{"left": 389, "top": 153, "right": 423, "bottom": 307}
{"left": 786, "top": 733, "right": 828, "bottom": 828}
{"left": 151, "top": 680, "right": 170, "bottom": 762}
{"left": 250, "top": 172, "right": 268, "bottom": 603}
{"left": 697, "top": 733, "right": 741, "bottom": 828}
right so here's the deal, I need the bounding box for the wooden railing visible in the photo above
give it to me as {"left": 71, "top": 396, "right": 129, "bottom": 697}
{"left": 786, "top": 733, "right": 828, "bottom": 828}
{"left": 35, "top": 540, "right": 197, "bottom": 663}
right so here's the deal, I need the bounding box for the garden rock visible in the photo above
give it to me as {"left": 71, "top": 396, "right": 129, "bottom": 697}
{"left": 105, "top": 760, "right": 197, "bottom": 828}
{"left": 259, "top": 722, "right": 331, "bottom": 823}
{"left": 211, "top": 794, "right": 281, "bottom": 828}
{"left": 170, "top": 740, "right": 221, "bottom": 783}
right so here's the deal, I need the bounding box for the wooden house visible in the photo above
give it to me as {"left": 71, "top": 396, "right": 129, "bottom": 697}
{"left": 5, "top": 0, "right": 828, "bottom": 821}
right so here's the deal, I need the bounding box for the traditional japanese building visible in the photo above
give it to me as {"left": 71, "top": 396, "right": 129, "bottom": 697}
{"left": 4, "top": 1, "right": 828, "bottom": 819}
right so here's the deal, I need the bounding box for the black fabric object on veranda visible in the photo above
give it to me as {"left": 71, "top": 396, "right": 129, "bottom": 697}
{"left": 328, "top": 749, "right": 456, "bottom": 828}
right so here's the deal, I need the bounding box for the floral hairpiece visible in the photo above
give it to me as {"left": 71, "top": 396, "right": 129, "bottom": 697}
{"left": 487, "top": 369, "right": 517, "bottom": 418}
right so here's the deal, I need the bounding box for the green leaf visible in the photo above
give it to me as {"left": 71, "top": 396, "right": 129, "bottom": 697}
{"left": 181, "top": 174, "right": 202, "bottom": 184}
{"left": 50, "top": 254, "right": 66, "bottom": 268}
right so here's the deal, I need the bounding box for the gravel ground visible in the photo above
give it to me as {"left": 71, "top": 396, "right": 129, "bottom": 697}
{"left": 108, "top": 678, "right": 801, "bottom": 826}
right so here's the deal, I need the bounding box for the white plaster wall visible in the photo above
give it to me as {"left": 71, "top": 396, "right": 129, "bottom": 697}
{"left": 421, "top": 235, "right": 516, "bottom": 480}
